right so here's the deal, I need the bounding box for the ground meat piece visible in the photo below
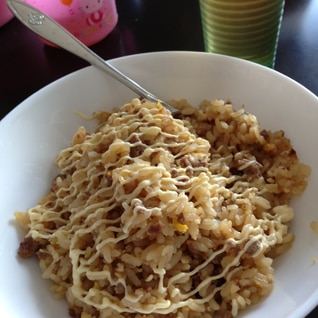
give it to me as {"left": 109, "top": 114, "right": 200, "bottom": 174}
{"left": 18, "top": 236, "right": 40, "bottom": 258}
{"left": 128, "top": 134, "right": 146, "bottom": 157}
{"left": 69, "top": 306, "right": 82, "bottom": 318}
{"left": 130, "top": 144, "right": 145, "bottom": 157}
{"left": 69, "top": 305, "right": 99, "bottom": 318}
{"left": 148, "top": 221, "right": 164, "bottom": 236}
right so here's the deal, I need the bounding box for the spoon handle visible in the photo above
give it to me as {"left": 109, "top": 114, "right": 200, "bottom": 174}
{"left": 6, "top": 0, "right": 171, "bottom": 108}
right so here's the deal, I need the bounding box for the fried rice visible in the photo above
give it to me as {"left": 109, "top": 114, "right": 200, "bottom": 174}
{"left": 15, "top": 98, "right": 311, "bottom": 318}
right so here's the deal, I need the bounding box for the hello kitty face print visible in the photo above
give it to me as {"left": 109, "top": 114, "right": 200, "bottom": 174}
{"left": 80, "top": 0, "right": 104, "bottom": 25}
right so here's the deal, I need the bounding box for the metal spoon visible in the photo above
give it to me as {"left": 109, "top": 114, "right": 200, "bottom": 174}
{"left": 6, "top": 0, "right": 174, "bottom": 111}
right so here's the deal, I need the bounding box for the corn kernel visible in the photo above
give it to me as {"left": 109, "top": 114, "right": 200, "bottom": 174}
{"left": 81, "top": 312, "right": 93, "bottom": 318}
{"left": 263, "top": 143, "right": 276, "bottom": 152}
{"left": 173, "top": 218, "right": 188, "bottom": 232}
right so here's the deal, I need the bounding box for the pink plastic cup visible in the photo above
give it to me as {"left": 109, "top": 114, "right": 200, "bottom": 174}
{"left": 0, "top": 0, "right": 14, "bottom": 27}
{"left": 23, "top": 0, "right": 118, "bottom": 46}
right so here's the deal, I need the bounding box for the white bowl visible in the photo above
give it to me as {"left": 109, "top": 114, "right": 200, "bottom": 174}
{"left": 1, "top": 51, "right": 318, "bottom": 318}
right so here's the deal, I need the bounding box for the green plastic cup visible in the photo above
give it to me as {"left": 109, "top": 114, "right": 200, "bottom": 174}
{"left": 199, "top": 0, "right": 285, "bottom": 68}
